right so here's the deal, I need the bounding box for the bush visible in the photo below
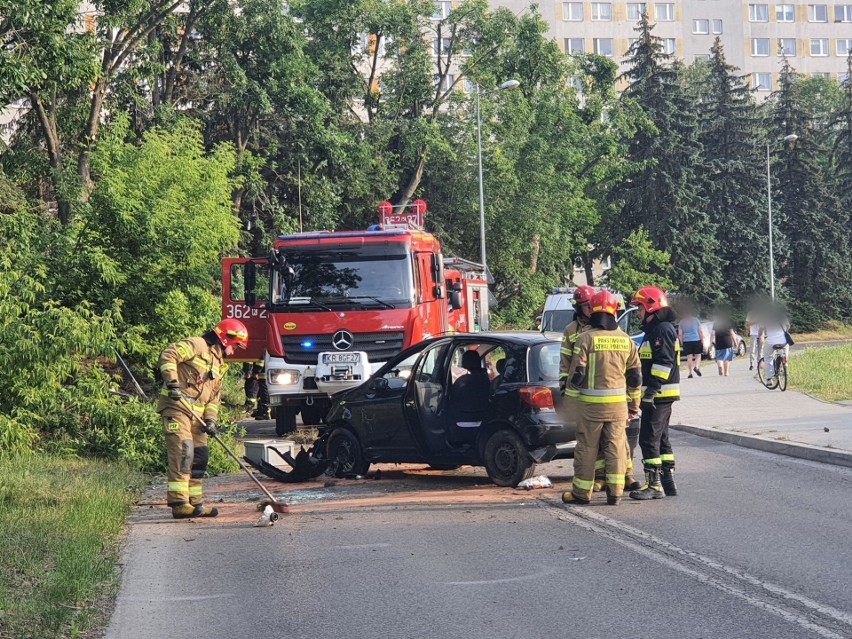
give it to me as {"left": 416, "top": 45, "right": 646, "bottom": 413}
{"left": 787, "top": 299, "right": 825, "bottom": 333}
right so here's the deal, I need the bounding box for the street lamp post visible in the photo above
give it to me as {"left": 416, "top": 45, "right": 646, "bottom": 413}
{"left": 475, "top": 79, "right": 520, "bottom": 273}
{"left": 766, "top": 133, "right": 798, "bottom": 301}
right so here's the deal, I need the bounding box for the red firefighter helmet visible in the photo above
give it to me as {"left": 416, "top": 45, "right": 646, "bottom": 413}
{"left": 573, "top": 285, "right": 595, "bottom": 307}
{"left": 214, "top": 319, "right": 249, "bottom": 350}
{"left": 590, "top": 290, "right": 619, "bottom": 317}
{"left": 631, "top": 286, "right": 669, "bottom": 314}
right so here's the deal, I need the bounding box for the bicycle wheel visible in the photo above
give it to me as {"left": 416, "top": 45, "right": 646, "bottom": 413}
{"left": 757, "top": 357, "right": 767, "bottom": 385}
{"left": 777, "top": 358, "right": 788, "bottom": 391}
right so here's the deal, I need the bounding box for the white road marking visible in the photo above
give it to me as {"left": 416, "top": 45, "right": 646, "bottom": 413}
{"left": 554, "top": 504, "right": 851, "bottom": 639}
{"left": 443, "top": 565, "right": 563, "bottom": 586}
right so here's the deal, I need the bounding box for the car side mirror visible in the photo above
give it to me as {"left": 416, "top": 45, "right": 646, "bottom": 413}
{"left": 369, "top": 377, "right": 389, "bottom": 393}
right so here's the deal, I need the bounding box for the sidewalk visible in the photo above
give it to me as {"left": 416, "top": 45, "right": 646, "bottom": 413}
{"left": 672, "top": 352, "right": 852, "bottom": 468}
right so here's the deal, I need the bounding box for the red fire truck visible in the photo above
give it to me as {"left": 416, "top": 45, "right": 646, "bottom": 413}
{"left": 222, "top": 213, "right": 489, "bottom": 436}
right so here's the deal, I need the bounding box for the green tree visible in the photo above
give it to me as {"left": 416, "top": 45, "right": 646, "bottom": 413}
{"left": 612, "top": 14, "right": 721, "bottom": 307}
{"left": 769, "top": 58, "right": 851, "bottom": 321}
{"left": 602, "top": 227, "right": 673, "bottom": 296}
{"left": 687, "top": 39, "right": 768, "bottom": 304}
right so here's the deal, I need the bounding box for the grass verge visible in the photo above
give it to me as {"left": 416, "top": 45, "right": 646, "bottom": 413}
{"left": 0, "top": 456, "right": 146, "bottom": 639}
{"left": 791, "top": 320, "right": 852, "bottom": 342}
{"left": 789, "top": 343, "right": 852, "bottom": 402}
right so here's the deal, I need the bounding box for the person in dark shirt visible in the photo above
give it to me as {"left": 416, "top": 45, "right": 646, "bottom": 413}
{"left": 711, "top": 313, "right": 737, "bottom": 377}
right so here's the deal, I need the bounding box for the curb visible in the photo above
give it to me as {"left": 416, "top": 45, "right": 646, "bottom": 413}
{"left": 671, "top": 423, "right": 852, "bottom": 469}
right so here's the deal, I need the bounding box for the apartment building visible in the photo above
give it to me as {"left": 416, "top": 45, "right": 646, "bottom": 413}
{"left": 491, "top": 1, "right": 852, "bottom": 92}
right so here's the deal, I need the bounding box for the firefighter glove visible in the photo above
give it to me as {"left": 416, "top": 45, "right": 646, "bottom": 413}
{"left": 642, "top": 389, "right": 658, "bottom": 404}
{"left": 202, "top": 419, "right": 219, "bottom": 436}
{"left": 166, "top": 383, "right": 183, "bottom": 400}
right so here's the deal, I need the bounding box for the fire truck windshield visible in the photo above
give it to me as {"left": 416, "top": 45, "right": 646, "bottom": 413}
{"left": 271, "top": 251, "right": 414, "bottom": 310}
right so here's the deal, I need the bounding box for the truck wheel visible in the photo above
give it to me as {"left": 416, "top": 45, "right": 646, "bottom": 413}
{"left": 300, "top": 402, "right": 325, "bottom": 426}
{"left": 275, "top": 406, "right": 298, "bottom": 437}
{"left": 326, "top": 428, "right": 370, "bottom": 477}
{"left": 483, "top": 429, "right": 535, "bottom": 487}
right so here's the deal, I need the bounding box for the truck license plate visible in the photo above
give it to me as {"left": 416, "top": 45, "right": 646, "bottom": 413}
{"left": 322, "top": 353, "right": 360, "bottom": 364}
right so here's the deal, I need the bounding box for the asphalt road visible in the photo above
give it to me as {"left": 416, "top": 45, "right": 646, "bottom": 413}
{"left": 105, "top": 430, "right": 852, "bottom": 639}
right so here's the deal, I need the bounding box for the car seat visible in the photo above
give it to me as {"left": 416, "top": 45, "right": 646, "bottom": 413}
{"left": 448, "top": 350, "right": 491, "bottom": 445}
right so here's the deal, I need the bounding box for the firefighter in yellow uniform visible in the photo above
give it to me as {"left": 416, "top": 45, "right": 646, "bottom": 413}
{"left": 559, "top": 287, "right": 638, "bottom": 492}
{"left": 157, "top": 319, "right": 248, "bottom": 519}
{"left": 562, "top": 290, "right": 642, "bottom": 506}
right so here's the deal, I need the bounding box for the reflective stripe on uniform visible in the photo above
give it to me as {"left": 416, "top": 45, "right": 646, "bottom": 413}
{"left": 594, "top": 458, "right": 606, "bottom": 470}
{"left": 628, "top": 390, "right": 642, "bottom": 399}
{"left": 578, "top": 387, "right": 627, "bottom": 403}
{"left": 160, "top": 389, "right": 205, "bottom": 413}
{"left": 205, "top": 404, "right": 219, "bottom": 416}
{"left": 160, "top": 362, "right": 178, "bottom": 373}
{"left": 639, "top": 343, "right": 652, "bottom": 359}
{"left": 651, "top": 363, "right": 671, "bottom": 379}
{"left": 564, "top": 388, "right": 580, "bottom": 398}
{"left": 572, "top": 477, "right": 594, "bottom": 490}
{"left": 640, "top": 383, "right": 680, "bottom": 398}
{"left": 168, "top": 481, "right": 189, "bottom": 492}
{"left": 660, "top": 453, "right": 675, "bottom": 463}
{"left": 176, "top": 342, "right": 193, "bottom": 359}
{"left": 606, "top": 474, "right": 625, "bottom": 485}
{"left": 643, "top": 457, "right": 662, "bottom": 466}
{"left": 580, "top": 388, "right": 626, "bottom": 396}
{"left": 560, "top": 347, "right": 572, "bottom": 356}
{"left": 188, "top": 486, "right": 203, "bottom": 497}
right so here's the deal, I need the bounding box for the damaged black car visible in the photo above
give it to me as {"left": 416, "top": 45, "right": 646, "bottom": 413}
{"left": 315, "top": 332, "right": 578, "bottom": 486}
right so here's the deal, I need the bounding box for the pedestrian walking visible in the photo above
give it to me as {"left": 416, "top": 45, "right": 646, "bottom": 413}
{"left": 711, "top": 311, "right": 737, "bottom": 377}
{"left": 562, "top": 290, "right": 642, "bottom": 506}
{"left": 157, "top": 319, "right": 248, "bottom": 519}
{"left": 630, "top": 286, "right": 680, "bottom": 500}
{"left": 678, "top": 303, "right": 705, "bottom": 379}
{"left": 745, "top": 306, "right": 764, "bottom": 371}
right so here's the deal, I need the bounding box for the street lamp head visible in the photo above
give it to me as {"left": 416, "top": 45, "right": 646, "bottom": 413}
{"left": 499, "top": 79, "right": 521, "bottom": 91}
{"left": 783, "top": 134, "right": 799, "bottom": 143}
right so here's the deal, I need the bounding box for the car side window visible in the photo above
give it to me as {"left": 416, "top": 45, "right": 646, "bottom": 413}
{"left": 415, "top": 344, "right": 448, "bottom": 383}
{"left": 382, "top": 351, "right": 420, "bottom": 388}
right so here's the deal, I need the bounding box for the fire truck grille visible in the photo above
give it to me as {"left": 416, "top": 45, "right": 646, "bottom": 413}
{"left": 282, "top": 332, "right": 406, "bottom": 366}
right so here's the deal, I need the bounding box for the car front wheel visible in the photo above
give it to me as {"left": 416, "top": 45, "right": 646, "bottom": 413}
{"left": 483, "top": 429, "right": 535, "bottom": 487}
{"left": 737, "top": 340, "right": 747, "bottom": 357}
{"left": 326, "top": 428, "right": 370, "bottom": 477}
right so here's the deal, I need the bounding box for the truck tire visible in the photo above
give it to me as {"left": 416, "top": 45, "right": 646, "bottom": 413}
{"left": 275, "top": 406, "right": 298, "bottom": 437}
{"left": 300, "top": 402, "right": 325, "bottom": 426}
{"left": 483, "top": 429, "right": 535, "bottom": 487}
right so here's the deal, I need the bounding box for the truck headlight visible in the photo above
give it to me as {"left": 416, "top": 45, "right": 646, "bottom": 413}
{"left": 269, "top": 369, "right": 301, "bottom": 385}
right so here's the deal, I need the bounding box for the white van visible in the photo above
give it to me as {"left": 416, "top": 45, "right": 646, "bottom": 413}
{"left": 541, "top": 287, "right": 640, "bottom": 336}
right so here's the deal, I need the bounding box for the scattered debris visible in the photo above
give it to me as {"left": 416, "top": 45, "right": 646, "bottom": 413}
{"left": 255, "top": 505, "right": 278, "bottom": 527}
{"left": 516, "top": 475, "right": 553, "bottom": 490}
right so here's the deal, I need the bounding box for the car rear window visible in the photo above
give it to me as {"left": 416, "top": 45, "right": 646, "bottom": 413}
{"left": 530, "top": 342, "right": 561, "bottom": 382}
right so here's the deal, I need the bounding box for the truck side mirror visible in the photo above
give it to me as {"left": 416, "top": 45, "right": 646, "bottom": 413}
{"left": 247, "top": 291, "right": 257, "bottom": 306}
{"left": 449, "top": 290, "right": 463, "bottom": 310}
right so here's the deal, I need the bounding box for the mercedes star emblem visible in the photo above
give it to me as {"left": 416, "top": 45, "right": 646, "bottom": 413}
{"left": 332, "top": 329, "right": 354, "bottom": 351}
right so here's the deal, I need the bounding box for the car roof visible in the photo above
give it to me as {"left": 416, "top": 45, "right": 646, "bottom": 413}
{"left": 452, "top": 330, "right": 559, "bottom": 345}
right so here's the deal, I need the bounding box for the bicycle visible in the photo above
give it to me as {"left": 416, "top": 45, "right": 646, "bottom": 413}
{"left": 757, "top": 345, "right": 788, "bottom": 391}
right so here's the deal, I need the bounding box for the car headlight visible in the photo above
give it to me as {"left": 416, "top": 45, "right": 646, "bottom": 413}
{"left": 268, "top": 369, "right": 301, "bottom": 385}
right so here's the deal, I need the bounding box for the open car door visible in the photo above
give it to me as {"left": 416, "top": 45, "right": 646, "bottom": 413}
{"left": 222, "top": 257, "right": 269, "bottom": 361}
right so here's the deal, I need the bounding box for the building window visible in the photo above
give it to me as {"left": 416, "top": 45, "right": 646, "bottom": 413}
{"left": 594, "top": 38, "right": 614, "bottom": 56}
{"left": 836, "top": 5, "right": 852, "bottom": 21}
{"left": 663, "top": 38, "right": 676, "bottom": 54}
{"left": 434, "top": 74, "right": 455, "bottom": 91}
{"left": 779, "top": 38, "right": 796, "bottom": 56}
{"left": 748, "top": 4, "right": 769, "bottom": 21}
{"left": 433, "top": 38, "right": 452, "bottom": 55}
{"left": 838, "top": 39, "right": 852, "bottom": 57}
{"left": 751, "top": 38, "right": 770, "bottom": 56}
{"left": 432, "top": 1, "right": 452, "bottom": 20}
{"left": 563, "top": 2, "right": 584, "bottom": 21}
{"left": 840, "top": 72, "right": 851, "bottom": 86}
{"left": 565, "top": 38, "right": 585, "bottom": 54}
{"left": 655, "top": 3, "right": 674, "bottom": 21}
{"left": 808, "top": 4, "right": 828, "bottom": 22}
{"left": 591, "top": 3, "right": 612, "bottom": 21}
{"left": 753, "top": 72, "right": 772, "bottom": 90}
{"left": 694, "top": 53, "right": 711, "bottom": 62}
{"left": 626, "top": 3, "right": 647, "bottom": 20}
{"left": 810, "top": 38, "right": 829, "bottom": 55}
{"left": 776, "top": 4, "right": 795, "bottom": 21}
{"left": 693, "top": 19, "right": 709, "bottom": 33}
{"left": 712, "top": 19, "right": 723, "bottom": 34}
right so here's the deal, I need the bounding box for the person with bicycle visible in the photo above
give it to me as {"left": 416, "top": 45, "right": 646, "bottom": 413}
{"left": 762, "top": 307, "right": 791, "bottom": 382}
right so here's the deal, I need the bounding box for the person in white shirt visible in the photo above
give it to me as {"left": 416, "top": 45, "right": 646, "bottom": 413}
{"left": 762, "top": 308, "right": 790, "bottom": 380}
{"left": 745, "top": 308, "right": 763, "bottom": 371}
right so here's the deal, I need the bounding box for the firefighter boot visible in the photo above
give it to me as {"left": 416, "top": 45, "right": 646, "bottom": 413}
{"left": 172, "top": 503, "right": 219, "bottom": 519}
{"left": 624, "top": 460, "right": 641, "bottom": 491}
{"left": 605, "top": 485, "right": 620, "bottom": 506}
{"left": 661, "top": 463, "right": 677, "bottom": 497}
{"left": 629, "top": 467, "right": 665, "bottom": 500}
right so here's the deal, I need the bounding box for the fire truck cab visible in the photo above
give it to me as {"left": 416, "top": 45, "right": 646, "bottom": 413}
{"left": 223, "top": 226, "right": 488, "bottom": 435}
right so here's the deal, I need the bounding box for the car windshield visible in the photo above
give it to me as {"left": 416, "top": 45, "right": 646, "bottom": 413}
{"left": 542, "top": 309, "right": 575, "bottom": 333}
{"left": 529, "top": 342, "right": 561, "bottom": 382}
{"left": 271, "top": 251, "right": 414, "bottom": 310}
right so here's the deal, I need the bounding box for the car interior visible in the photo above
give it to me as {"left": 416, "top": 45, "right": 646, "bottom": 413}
{"left": 447, "top": 348, "right": 491, "bottom": 444}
